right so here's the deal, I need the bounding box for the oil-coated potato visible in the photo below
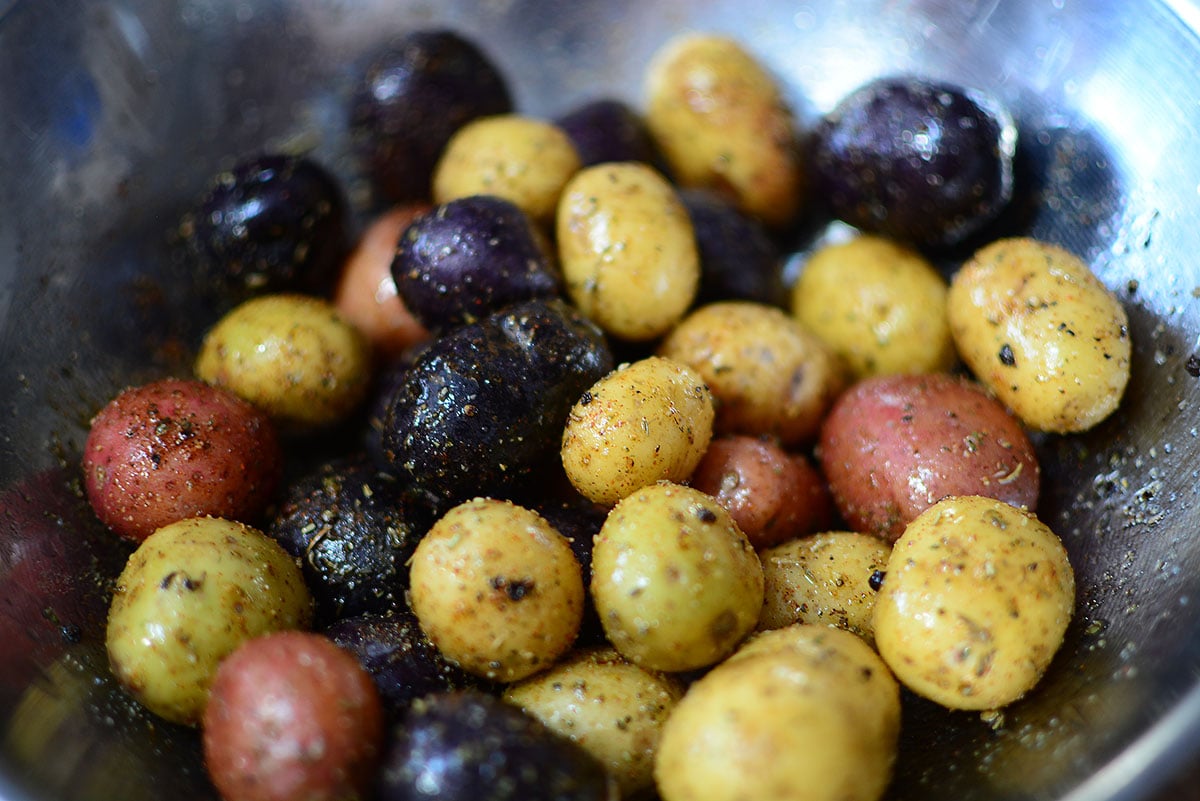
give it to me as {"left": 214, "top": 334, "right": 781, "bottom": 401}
{"left": 561, "top": 357, "right": 715, "bottom": 506}
{"left": 644, "top": 33, "right": 803, "bottom": 228}
{"left": 873, "top": 495, "right": 1075, "bottom": 710}
{"left": 658, "top": 301, "right": 845, "bottom": 447}
{"left": 195, "top": 293, "right": 372, "bottom": 432}
{"left": 792, "top": 234, "right": 956, "bottom": 379}
{"left": 947, "top": 237, "right": 1131, "bottom": 433}
{"left": 106, "top": 517, "right": 313, "bottom": 726}
{"left": 504, "top": 646, "right": 684, "bottom": 795}
{"left": 590, "top": 482, "right": 764, "bottom": 672}
{"left": 557, "top": 162, "right": 700, "bottom": 341}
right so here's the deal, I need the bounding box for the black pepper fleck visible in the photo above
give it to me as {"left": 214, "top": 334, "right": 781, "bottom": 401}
{"left": 998, "top": 344, "right": 1016, "bottom": 366}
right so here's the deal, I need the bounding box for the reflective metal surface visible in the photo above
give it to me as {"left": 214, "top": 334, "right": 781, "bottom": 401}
{"left": 3, "top": 1, "right": 1200, "bottom": 800}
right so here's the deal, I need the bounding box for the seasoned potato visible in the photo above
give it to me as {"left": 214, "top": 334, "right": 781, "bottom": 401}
{"left": 947, "top": 237, "right": 1131, "bottom": 433}
{"left": 792, "top": 234, "right": 956, "bottom": 378}
{"left": 195, "top": 294, "right": 372, "bottom": 432}
{"left": 757, "top": 531, "right": 892, "bottom": 643}
{"left": 873, "top": 495, "right": 1075, "bottom": 710}
{"left": 106, "top": 517, "right": 313, "bottom": 725}
{"left": 504, "top": 646, "right": 684, "bottom": 795}
{"left": 644, "top": 33, "right": 803, "bottom": 228}
{"left": 432, "top": 114, "right": 581, "bottom": 224}
{"left": 658, "top": 301, "right": 845, "bottom": 447}
{"left": 557, "top": 162, "right": 700, "bottom": 341}
{"left": 590, "top": 482, "right": 764, "bottom": 672}
{"left": 561, "top": 357, "right": 715, "bottom": 506}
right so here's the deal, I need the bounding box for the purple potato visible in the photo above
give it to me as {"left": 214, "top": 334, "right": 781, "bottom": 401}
{"left": 555, "top": 98, "right": 658, "bottom": 167}
{"left": 680, "top": 189, "right": 785, "bottom": 308}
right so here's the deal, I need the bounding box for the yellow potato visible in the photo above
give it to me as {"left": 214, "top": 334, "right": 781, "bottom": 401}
{"left": 557, "top": 162, "right": 699, "bottom": 341}
{"left": 873, "top": 495, "right": 1075, "bottom": 710}
{"left": 792, "top": 234, "right": 956, "bottom": 378}
{"left": 645, "top": 33, "right": 803, "bottom": 228}
{"left": 947, "top": 237, "right": 1131, "bottom": 433}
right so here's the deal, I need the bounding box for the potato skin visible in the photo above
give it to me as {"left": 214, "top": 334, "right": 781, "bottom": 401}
{"left": 106, "top": 517, "right": 313, "bottom": 725}
{"left": 947, "top": 237, "right": 1131, "bottom": 433}
{"left": 818, "top": 373, "right": 1040, "bottom": 541}
{"left": 83, "top": 377, "right": 282, "bottom": 542}
{"left": 557, "top": 162, "right": 699, "bottom": 341}
{"left": 872, "top": 496, "right": 1075, "bottom": 710}
{"left": 203, "top": 631, "right": 384, "bottom": 801}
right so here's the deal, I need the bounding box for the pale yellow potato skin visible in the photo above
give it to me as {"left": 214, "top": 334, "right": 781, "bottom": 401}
{"left": 757, "top": 531, "right": 892, "bottom": 644}
{"left": 947, "top": 237, "right": 1131, "bottom": 433}
{"left": 504, "top": 646, "right": 684, "bottom": 795}
{"left": 105, "top": 517, "right": 313, "bottom": 726}
{"left": 591, "top": 482, "right": 764, "bottom": 672}
{"left": 644, "top": 33, "right": 803, "bottom": 228}
{"left": 195, "top": 294, "right": 372, "bottom": 432}
{"left": 557, "top": 162, "right": 699, "bottom": 341}
{"left": 873, "top": 495, "right": 1075, "bottom": 711}
{"left": 793, "top": 235, "right": 956, "bottom": 379}
{"left": 432, "top": 114, "right": 581, "bottom": 224}
{"left": 561, "top": 357, "right": 714, "bottom": 506}
{"left": 658, "top": 301, "right": 846, "bottom": 446}
{"left": 408, "top": 498, "right": 584, "bottom": 683}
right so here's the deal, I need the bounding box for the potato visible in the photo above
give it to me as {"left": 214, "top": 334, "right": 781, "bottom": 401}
{"left": 817, "top": 373, "right": 1041, "bottom": 541}
{"left": 658, "top": 301, "right": 846, "bottom": 447}
{"left": 561, "top": 357, "right": 715, "bottom": 506}
{"left": 407, "top": 498, "right": 584, "bottom": 682}
{"left": 590, "top": 482, "right": 764, "bottom": 672}
{"left": 195, "top": 293, "right": 372, "bottom": 432}
{"left": 203, "top": 631, "right": 384, "bottom": 801}
{"left": 557, "top": 162, "right": 699, "bottom": 341}
{"left": 504, "top": 646, "right": 684, "bottom": 795}
{"left": 655, "top": 626, "right": 899, "bottom": 801}
{"left": 432, "top": 114, "right": 581, "bottom": 224}
{"left": 873, "top": 495, "right": 1075, "bottom": 710}
{"left": 106, "top": 517, "right": 313, "bottom": 725}
{"left": 757, "top": 531, "right": 892, "bottom": 643}
{"left": 644, "top": 33, "right": 803, "bottom": 228}
{"left": 947, "top": 236, "right": 1131, "bottom": 433}
{"left": 792, "top": 234, "right": 956, "bottom": 379}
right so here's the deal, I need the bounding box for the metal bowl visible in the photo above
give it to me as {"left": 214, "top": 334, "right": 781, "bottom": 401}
{"left": 3, "top": 1, "right": 1200, "bottom": 799}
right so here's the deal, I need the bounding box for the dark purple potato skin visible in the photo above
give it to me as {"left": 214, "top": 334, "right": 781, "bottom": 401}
{"left": 381, "top": 299, "right": 613, "bottom": 515}
{"left": 556, "top": 98, "right": 658, "bottom": 167}
{"left": 180, "top": 154, "right": 350, "bottom": 309}
{"left": 392, "top": 196, "right": 561, "bottom": 333}
{"left": 680, "top": 189, "right": 786, "bottom": 308}
{"left": 378, "top": 691, "right": 613, "bottom": 801}
{"left": 350, "top": 30, "right": 513, "bottom": 203}
{"left": 535, "top": 497, "right": 609, "bottom": 646}
{"left": 811, "top": 76, "right": 1016, "bottom": 248}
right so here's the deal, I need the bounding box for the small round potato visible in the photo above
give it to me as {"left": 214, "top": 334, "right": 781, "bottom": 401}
{"left": 873, "top": 495, "right": 1075, "bottom": 710}
{"left": 504, "top": 646, "right": 684, "bottom": 795}
{"left": 432, "top": 114, "right": 582, "bottom": 224}
{"left": 557, "top": 162, "right": 700, "bottom": 341}
{"left": 792, "top": 234, "right": 956, "bottom": 379}
{"left": 757, "top": 531, "right": 892, "bottom": 644}
{"left": 947, "top": 237, "right": 1131, "bottom": 433}
{"left": 644, "top": 33, "right": 803, "bottom": 228}
{"left": 658, "top": 301, "right": 845, "bottom": 447}
{"left": 195, "top": 293, "right": 372, "bottom": 432}
{"left": 561, "top": 357, "right": 715, "bottom": 506}
{"left": 590, "top": 482, "right": 764, "bottom": 672}
{"left": 106, "top": 517, "right": 313, "bottom": 726}
{"left": 408, "top": 498, "right": 584, "bottom": 682}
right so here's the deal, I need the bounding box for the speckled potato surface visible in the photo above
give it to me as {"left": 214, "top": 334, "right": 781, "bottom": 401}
{"left": 947, "top": 237, "right": 1131, "bottom": 433}
{"left": 408, "top": 498, "right": 584, "bottom": 682}
{"left": 873, "top": 495, "right": 1075, "bottom": 710}
{"left": 590, "top": 482, "right": 764, "bottom": 672}
{"left": 105, "top": 517, "right": 313, "bottom": 726}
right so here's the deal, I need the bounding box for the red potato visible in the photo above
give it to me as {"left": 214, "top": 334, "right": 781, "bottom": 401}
{"left": 203, "top": 631, "right": 384, "bottom": 801}
{"left": 817, "top": 373, "right": 1040, "bottom": 542}
{"left": 83, "top": 378, "right": 283, "bottom": 542}
{"left": 690, "top": 435, "right": 834, "bottom": 550}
